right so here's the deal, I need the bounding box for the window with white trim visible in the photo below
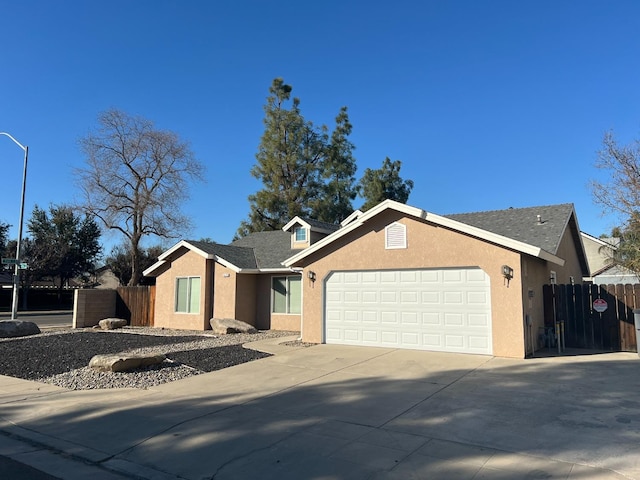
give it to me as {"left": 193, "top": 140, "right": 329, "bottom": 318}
{"left": 272, "top": 276, "right": 301, "bottom": 314}
{"left": 385, "top": 222, "right": 407, "bottom": 249}
{"left": 294, "top": 227, "right": 307, "bottom": 242}
{"left": 175, "top": 276, "right": 201, "bottom": 313}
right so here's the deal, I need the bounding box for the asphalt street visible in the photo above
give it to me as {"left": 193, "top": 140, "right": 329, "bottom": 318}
{"left": 0, "top": 311, "right": 72, "bottom": 329}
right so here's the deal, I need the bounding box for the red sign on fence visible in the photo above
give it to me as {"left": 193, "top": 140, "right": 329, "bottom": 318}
{"left": 593, "top": 298, "right": 608, "bottom": 313}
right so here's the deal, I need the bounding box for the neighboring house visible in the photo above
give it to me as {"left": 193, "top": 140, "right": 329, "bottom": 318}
{"left": 92, "top": 265, "right": 121, "bottom": 289}
{"left": 145, "top": 201, "right": 588, "bottom": 358}
{"left": 0, "top": 271, "right": 12, "bottom": 289}
{"left": 580, "top": 232, "right": 639, "bottom": 285}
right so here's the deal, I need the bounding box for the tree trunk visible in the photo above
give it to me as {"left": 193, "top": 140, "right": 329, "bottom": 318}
{"left": 128, "top": 239, "right": 142, "bottom": 286}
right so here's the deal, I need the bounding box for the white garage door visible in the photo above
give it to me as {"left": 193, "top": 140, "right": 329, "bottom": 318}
{"left": 324, "top": 268, "right": 492, "bottom": 354}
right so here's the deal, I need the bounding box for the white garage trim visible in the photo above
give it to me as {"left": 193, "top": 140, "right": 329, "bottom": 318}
{"left": 324, "top": 268, "right": 493, "bottom": 355}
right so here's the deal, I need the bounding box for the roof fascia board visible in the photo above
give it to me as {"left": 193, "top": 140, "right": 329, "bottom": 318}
{"left": 143, "top": 260, "right": 166, "bottom": 277}
{"left": 580, "top": 231, "right": 613, "bottom": 246}
{"left": 341, "top": 209, "right": 363, "bottom": 226}
{"left": 282, "top": 216, "right": 335, "bottom": 234}
{"left": 282, "top": 216, "right": 310, "bottom": 232}
{"left": 157, "top": 240, "right": 244, "bottom": 273}
{"left": 237, "top": 267, "right": 294, "bottom": 274}
{"left": 159, "top": 240, "right": 215, "bottom": 261}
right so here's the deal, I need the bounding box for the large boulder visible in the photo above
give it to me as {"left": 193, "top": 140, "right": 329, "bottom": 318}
{"left": 210, "top": 318, "right": 257, "bottom": 335}
{"left": 97, "top": 318, "right": 128, "bottom": 330}
{"left": 89, "top": 353, "right": 166, "bottom": 372}
{"left": 0, "top": 320, "right": 41, "bottom": 338}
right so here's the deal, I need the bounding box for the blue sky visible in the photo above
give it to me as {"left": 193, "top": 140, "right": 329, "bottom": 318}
{"left": 1, "top": 1, "right": 639, "bottom": 254}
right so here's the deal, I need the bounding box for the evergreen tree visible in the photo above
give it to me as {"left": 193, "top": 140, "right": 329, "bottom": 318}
{"left": 357, "top": 157, "right": 414, "bottom": 211}
{"left": 238, "top": 78, "right": 356, "bottom": 235}
{"left": 311, "top": 106, "right": 357, "bottom": 224}
{"left": 26, "top": 205, "right": 102, "bottom": 292}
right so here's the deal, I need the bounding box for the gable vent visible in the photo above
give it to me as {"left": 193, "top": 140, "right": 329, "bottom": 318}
{"left": 385, "top": 222, "right": 407, "bottom": 249}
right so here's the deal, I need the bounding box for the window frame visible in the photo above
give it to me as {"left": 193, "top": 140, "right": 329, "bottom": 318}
{"left": 272, "top": 275, "right": 301, "bottom": 315}
{"left": 175, "top": 276, "right": 201, "bottom": 314}
{"left": 294, "top": 227, "right": 307, "bottom": 243}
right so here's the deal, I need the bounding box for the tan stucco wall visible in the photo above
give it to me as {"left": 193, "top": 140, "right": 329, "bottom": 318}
{"left": 235, "top": 273, "right": 257, "bottom": 326}
{"left": 294, "top": 210, "right": 526, "bottom": 358}
{"left": 520, "top": 222, "right": 586, "bottom": 354}
{"left": 154, "top": 249, "right": 212, "bottom": 330}
{"left": 73, "top": 289, "right": 116, "bottom": 328}
{"left": 213, "top": 265, "right": 237, "bottom": 320}
{"left": 521, "top": 256, "right": 550, "bottom": 355}
{"left": 254, "top": 274, "right": 301, "bottom": 331}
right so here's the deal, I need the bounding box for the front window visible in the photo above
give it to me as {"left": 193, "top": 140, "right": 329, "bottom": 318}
{"left": 272, "top": 276, "right": 301, "bottom": 314}
{"left": 175, "top": 276, "right": 201, "bottom": 313}
{"left": 294, "top": 227, "right": 307, "bottom": 242}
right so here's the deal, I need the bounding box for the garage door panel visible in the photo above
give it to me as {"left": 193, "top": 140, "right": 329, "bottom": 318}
{"left": 362, "top": 330, "right": 378, "bottom": 342}
{"left": 380, "top": 271, "right": 397, "bottom": 283}
{"left": 422, "top": 312, "right": 441, "bottom": 325}
{"left": 422, "top": 291, "right": 440, "bottom": 304}
{"left": 444, "top": 313, "right": 464, "bottom": 326}
{"left": 401, "top": 312, "right": 418, "bottom": 325}
{"left": 325, "top": 268, "right": 492, "bottom": 355}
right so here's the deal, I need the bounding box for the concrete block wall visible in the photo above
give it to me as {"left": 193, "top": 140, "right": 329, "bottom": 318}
{"left": 73, "top": 289, "right": 117, "bottom": 328}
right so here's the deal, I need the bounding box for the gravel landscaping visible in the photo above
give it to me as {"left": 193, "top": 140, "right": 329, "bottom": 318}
{"left": 0, "top": 327, "right": 303, "bottom": 390}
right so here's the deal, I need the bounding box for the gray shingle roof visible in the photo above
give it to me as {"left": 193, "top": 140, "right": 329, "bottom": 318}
{"left": 445, "top": 203, "right": 575, "bottom": 255}
{"left": 184, "top": 203, "right": 583, "bottom": 272}
{"left": 298, "top": 217, "right": 341, "bottom": 232}
{"left": 185, "top": 240, "right": 258, "bottom": 270}
{"left": 230, "top": 230, "right": 297, "bottom": 269}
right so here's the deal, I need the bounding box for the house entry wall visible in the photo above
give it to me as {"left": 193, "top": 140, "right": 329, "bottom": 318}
{"left": 324, "top": 267, "right": 493, "bottom": 355}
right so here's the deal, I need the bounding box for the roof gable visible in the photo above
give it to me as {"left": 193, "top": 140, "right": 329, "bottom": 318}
{"left": 284, "top": 200, "right": 585, "bottom": 267}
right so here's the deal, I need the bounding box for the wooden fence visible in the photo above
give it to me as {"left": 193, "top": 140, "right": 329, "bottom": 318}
{"left": 543, "top": 284, "right": 638, "bottom": 352}
{"left": 116, "top": 286, "right": 155, "bottom": 327}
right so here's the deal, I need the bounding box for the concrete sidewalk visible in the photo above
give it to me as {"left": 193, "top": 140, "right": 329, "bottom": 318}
{"left": 0, "top": 335, "right": 638, "bottom": 479}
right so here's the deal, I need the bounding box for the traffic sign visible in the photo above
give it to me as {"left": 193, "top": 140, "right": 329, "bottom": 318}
{"left": 1, "top": 258, "right": 18, "bottom": 265}
{"left": 593, "top": 298, "right": 608, "bottom": 313}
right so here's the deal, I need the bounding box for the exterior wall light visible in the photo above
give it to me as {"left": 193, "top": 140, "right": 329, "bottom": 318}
{"left": 502, "top": 265, "right": 514, "bottom": 280}
{"left": 307, "top": 271, "right": 316, "bottom": 282}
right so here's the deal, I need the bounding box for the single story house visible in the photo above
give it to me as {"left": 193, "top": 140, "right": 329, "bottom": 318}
{"left": 144, "top": 200, "right": 588, "bottom": 358}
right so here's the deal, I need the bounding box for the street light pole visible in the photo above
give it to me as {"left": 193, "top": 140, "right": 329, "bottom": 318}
{"left": 0, "top": 132, "right": 28, "bottom": 321}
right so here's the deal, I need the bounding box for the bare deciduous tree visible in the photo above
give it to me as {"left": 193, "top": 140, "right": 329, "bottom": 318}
{"left": 591, "top": 131, "right": 640, "bottom": 275}
{"left": 76, "top": 109, "right": 205, "bottom": 285}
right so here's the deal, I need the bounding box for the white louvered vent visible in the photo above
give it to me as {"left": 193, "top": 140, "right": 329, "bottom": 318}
{"left": 385, "top": 222, "right": 407, "bottom": 249}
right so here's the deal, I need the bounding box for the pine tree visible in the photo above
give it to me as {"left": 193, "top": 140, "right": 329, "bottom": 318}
{"left": 357, "top": 157, "right": 414, "bottom": 211}
{"left": 239, "top": 78, "right": 357, "bottom": 235}
{"left": 311, "top": 106, "right": 357, "bottom": 224}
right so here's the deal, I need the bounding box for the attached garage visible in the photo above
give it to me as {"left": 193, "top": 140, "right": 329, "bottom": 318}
{"left": 324, "top": 268, "right": 493, "bottom": 355}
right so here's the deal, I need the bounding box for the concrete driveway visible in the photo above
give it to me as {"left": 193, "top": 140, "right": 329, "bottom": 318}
{"left": 0, "top": 338, "right": 638, "bottom": 479}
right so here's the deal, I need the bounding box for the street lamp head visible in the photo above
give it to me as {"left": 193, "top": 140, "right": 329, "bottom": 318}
{"left": 0, "top": 132, "right": 27, "bottom": 151}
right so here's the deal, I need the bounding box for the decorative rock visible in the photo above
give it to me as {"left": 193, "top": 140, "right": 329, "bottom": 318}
{"left": 98, "top": 318, "right": 128, "bottom": 330}
{"left": 89, "top": 353, "right": 166, "bottom": 372}
{"left": 0, "top": 320, "right": 41, "bottom": 338}
{"left": 210, "top": 318, "right": 257, "bottom": 335}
